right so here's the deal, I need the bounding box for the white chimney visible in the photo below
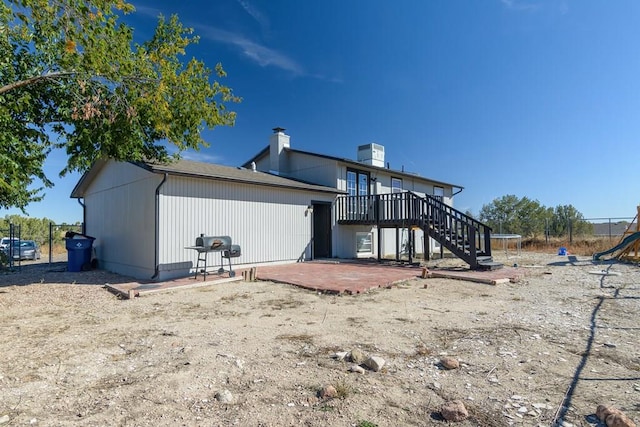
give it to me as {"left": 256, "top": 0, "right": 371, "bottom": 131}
{"left": 269, "top": 127, "right": 290, "bottom": 174}
{"left": 357, "top": 143, "right": 385, "bottom": 167}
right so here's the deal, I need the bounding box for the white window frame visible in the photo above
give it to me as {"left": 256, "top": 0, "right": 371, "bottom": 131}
{"left": 391, "top": 177, "right": 403, "bottom": 194}
{"left": 356, "top": 232, "right": 373, "bottom": 255}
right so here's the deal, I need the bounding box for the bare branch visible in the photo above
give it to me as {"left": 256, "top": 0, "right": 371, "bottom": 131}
{"left": 0, "top": 71, "right": 78, "bottom": 95}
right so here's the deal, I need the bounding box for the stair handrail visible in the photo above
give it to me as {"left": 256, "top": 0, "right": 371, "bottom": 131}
{"left": 417, "top": 192, "right": 493, "bottom": 258}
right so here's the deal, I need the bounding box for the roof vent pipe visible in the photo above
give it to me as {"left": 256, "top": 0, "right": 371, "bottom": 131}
{"left": 251, "top": 161, "right": 256, "bottom": 172}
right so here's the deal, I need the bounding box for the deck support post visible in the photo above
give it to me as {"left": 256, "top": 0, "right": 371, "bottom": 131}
{"left": 408, "top": 228, "right": 413, "bottom": 264}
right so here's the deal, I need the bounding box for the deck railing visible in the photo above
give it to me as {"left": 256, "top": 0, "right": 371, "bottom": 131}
{"left": 335, "top": 192, "right": 424, "bottom": 225}
{"left": 421, "top": 194, "right": 492, "bottom": 259}
{"left": 335, "top": 192, "right": 492, "bottom": 266}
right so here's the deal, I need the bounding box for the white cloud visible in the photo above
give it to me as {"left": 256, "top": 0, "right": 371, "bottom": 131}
{"left": 235, "top": 0, "right": 270, "bottom": 33}
{"left": 180, "top": 150, "right": 223, "bottom": 164}
{"left": 132, "top": 5, "right": 164, "bottom": 19}
{"left": 196, "top": 25, "right": 303, "bottom": 75}
{"left": 500, "top": 0, "right": 539, "bottom": 11}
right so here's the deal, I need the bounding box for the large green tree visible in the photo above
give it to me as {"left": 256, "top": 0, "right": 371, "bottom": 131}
{"left": 548, "top": 204, "right": 593, "bottom": 237}
{"left": 0, "top": 0, "right": 240, "bottom": 210}
{"left": 480, "top": 195, "right": 593, "bottom": 238}
{"left": 479, "top": 194, "right": 548, "bottom": 237}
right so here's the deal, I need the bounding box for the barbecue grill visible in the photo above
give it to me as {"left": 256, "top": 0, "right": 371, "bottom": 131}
{"left": 185, "top": 234, "right": 241, "bottom": 280}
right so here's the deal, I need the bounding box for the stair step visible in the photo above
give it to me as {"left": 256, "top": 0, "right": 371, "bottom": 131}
{"left": 476, "top": 257, "right": 503, "bottom": 270}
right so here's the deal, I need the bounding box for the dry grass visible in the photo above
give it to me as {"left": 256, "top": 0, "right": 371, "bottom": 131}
{"left": 492, "top": 236, "right": 623, "bottom": 257}
{"left": 40, "top": 243, "right": 67, "bottom": 256}
{"left": 276, "top": 333, "right": 315, "bottom": 344}
{"left": 333, "top": 380, "right": 352, "bottom": 399}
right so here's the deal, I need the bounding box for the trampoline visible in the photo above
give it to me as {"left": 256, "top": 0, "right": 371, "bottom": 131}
{"left": 491, "top": 234, "right": 522, "bottom": 258}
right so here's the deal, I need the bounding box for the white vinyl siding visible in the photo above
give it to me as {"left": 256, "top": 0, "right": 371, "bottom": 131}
{"left": 158, "top": 176, "right": 334, "bottom": 280}
{"left": 83, "top": 162, "right": 159, "bottom": 279}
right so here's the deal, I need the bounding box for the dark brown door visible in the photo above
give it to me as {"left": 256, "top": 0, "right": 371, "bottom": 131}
{"left": 312, "top": 203, "right": 331, "bottom": 258}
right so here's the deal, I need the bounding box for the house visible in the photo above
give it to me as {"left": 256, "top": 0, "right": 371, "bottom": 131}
{"left": 71, "top": 128, "right": 495, "bottom": 280}
{"left": 242, "top": 128, "right": 463, "bottom": 262}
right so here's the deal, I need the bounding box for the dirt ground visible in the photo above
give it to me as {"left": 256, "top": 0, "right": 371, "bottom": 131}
{"left": 0, "top": 252, "right": 638, "bottom": 427}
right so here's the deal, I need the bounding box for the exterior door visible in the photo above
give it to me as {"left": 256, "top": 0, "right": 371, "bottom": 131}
{"left": 346, "top": 169, "right": 370, "bottom": 218}
{"left": 312, "top": 202, "right": 332, "bottom": 258}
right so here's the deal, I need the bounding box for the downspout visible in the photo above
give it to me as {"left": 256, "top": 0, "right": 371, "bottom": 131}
{"left": 151, "top": 173, "right": 168, "bottom": 279}
{"left": 452, "top": 186, "right": 463, "bottom": 197}
{"left": 77, "top": 198, "right": 86, "bottom": 234}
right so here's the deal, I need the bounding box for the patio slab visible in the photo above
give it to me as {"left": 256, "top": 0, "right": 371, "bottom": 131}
{"left": 256, "top": 260, "right": 424, "bottom": 294}
{"left": 105, "top": 260, "right": 527, "bottom": 299}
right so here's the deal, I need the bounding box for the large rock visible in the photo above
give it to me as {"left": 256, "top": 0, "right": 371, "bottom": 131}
{"left": 214, "top": 389, "right": 234, "bottom": 404}
{"left": 606, "top": 414, "right": 636, "bottom": 427}
{"left": 364, "top": 356, "right": 385, "bottom": 372}
{"left": 440, "top": 356, "right": 460, "bottom": 370}
{"left": 349, "top": 348, "right": 366, "bottom": 364}
{"left": 597, "top": 405, "right": 619, "bottom": 421}
{"left": 348, "top": 365, "right": 366, "bottom": 374}
{"left": 596, "top": 405, "right": 636, "bottom": 427}
{"left": 441, "top": 400, "right": 468, "bottom": 422}
{"left": 319, "top": 385, "right": 337, "bottom": 399}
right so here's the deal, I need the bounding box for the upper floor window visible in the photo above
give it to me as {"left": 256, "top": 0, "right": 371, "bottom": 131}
{"left": 391, "top": 177, "right": 403, "bottom": 194}
{"left": 347, "top": 169, "right": 369, "bottom": 196}
{"left": 433, "top": 186, "right": 444, "bottom": 201}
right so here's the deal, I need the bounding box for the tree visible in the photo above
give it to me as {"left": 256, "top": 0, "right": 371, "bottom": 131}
{"left": 1, "top": 0, "right": 240, "bottom": 210}
{"left": 548, "top": 204, "right": 593, "bottom": 237}
{"left": 479, "top": 194, "right": 548, "bottom": 237}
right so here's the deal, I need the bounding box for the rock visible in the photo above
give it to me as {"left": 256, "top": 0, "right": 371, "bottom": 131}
{"left": 441, "top": 400, "right": 468, "bottom": 422}
{"left": 596, "top": 405, "right": 636, "bottom": 427}
{"left": 319, "top": 385, "right": 337, "bottom": 399}
{"left": 364, "top": 356, "right": 385, "bottom": 372}
{"left": 348, "top": 365, "right": 365, "bottom": 374}
{"left": 349, "top": 348, "right": 366, "bottom": 364}
{"left": 331, "top": 351, "right": 348, "bottom": 361}
{"left": 597, "top": 405, "right": 620, "bottom": 422}
{"left": 440, "top": 356, "right": 460, "bottom": 370}
{"left": 606, "top": 414, "right": 636, "bottom": 427}
{"left": 0, "top": 415, "right": 10, "bottom": 425}
{"left": 533, "top": 402, "right": 552, "bottom": 410}
{"left": 214, "top": 389, "right": 234, "bottom": 404}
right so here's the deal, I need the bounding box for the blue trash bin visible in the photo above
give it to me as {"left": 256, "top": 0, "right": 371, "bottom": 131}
{"left": 66, "top": 238, "right": 94, "bottom": 272}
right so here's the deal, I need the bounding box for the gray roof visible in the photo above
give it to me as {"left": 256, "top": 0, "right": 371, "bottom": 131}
{"left": 243, "top": 146, "right": 463, "bottom": 190}
{"left": 71, "top": 159, "right": 343, "bottom": 198}
{"left": 141, "top": 159, "right": 342, "bottom": 193}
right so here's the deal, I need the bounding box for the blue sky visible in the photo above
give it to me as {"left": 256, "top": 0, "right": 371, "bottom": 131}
{"left": 3, "top": 0, "right": 640, "bottom": 223}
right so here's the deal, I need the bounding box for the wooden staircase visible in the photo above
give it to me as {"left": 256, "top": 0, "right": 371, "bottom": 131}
{"left": 336, "top": 192, "right": 502, "bottom": 270}
{"left": 421, "top": 194, "right": 501, "bottom": 270}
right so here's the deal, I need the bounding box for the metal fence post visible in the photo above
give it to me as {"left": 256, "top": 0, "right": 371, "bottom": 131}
{"left": 49, "top": 222, "right": 53, "bottom": 265}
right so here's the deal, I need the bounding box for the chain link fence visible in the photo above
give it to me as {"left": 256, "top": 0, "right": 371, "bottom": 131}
{"left": 1, "top": 222, "right": 83, "bottom": 270}
{"left": 491, "top": 216, "right": 636, "bottom": 242}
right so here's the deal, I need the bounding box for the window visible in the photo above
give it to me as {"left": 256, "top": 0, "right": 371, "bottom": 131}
{"left": 356, "top": 232, "right": 373, "bottom": 254}
{"left": 391, "top": 177, "right": 402, "bottom": 193}
{"left": 347, "top": 169, "right": 369, "bottom": 196}
{"left": 347, "top": 169, "right": 370, "bottom": 215}
{"left": 433, "top": 186, "right": 444, "bottom": 201}
{"left": 347, "top": 171, "right": 357, "bottom": 197}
